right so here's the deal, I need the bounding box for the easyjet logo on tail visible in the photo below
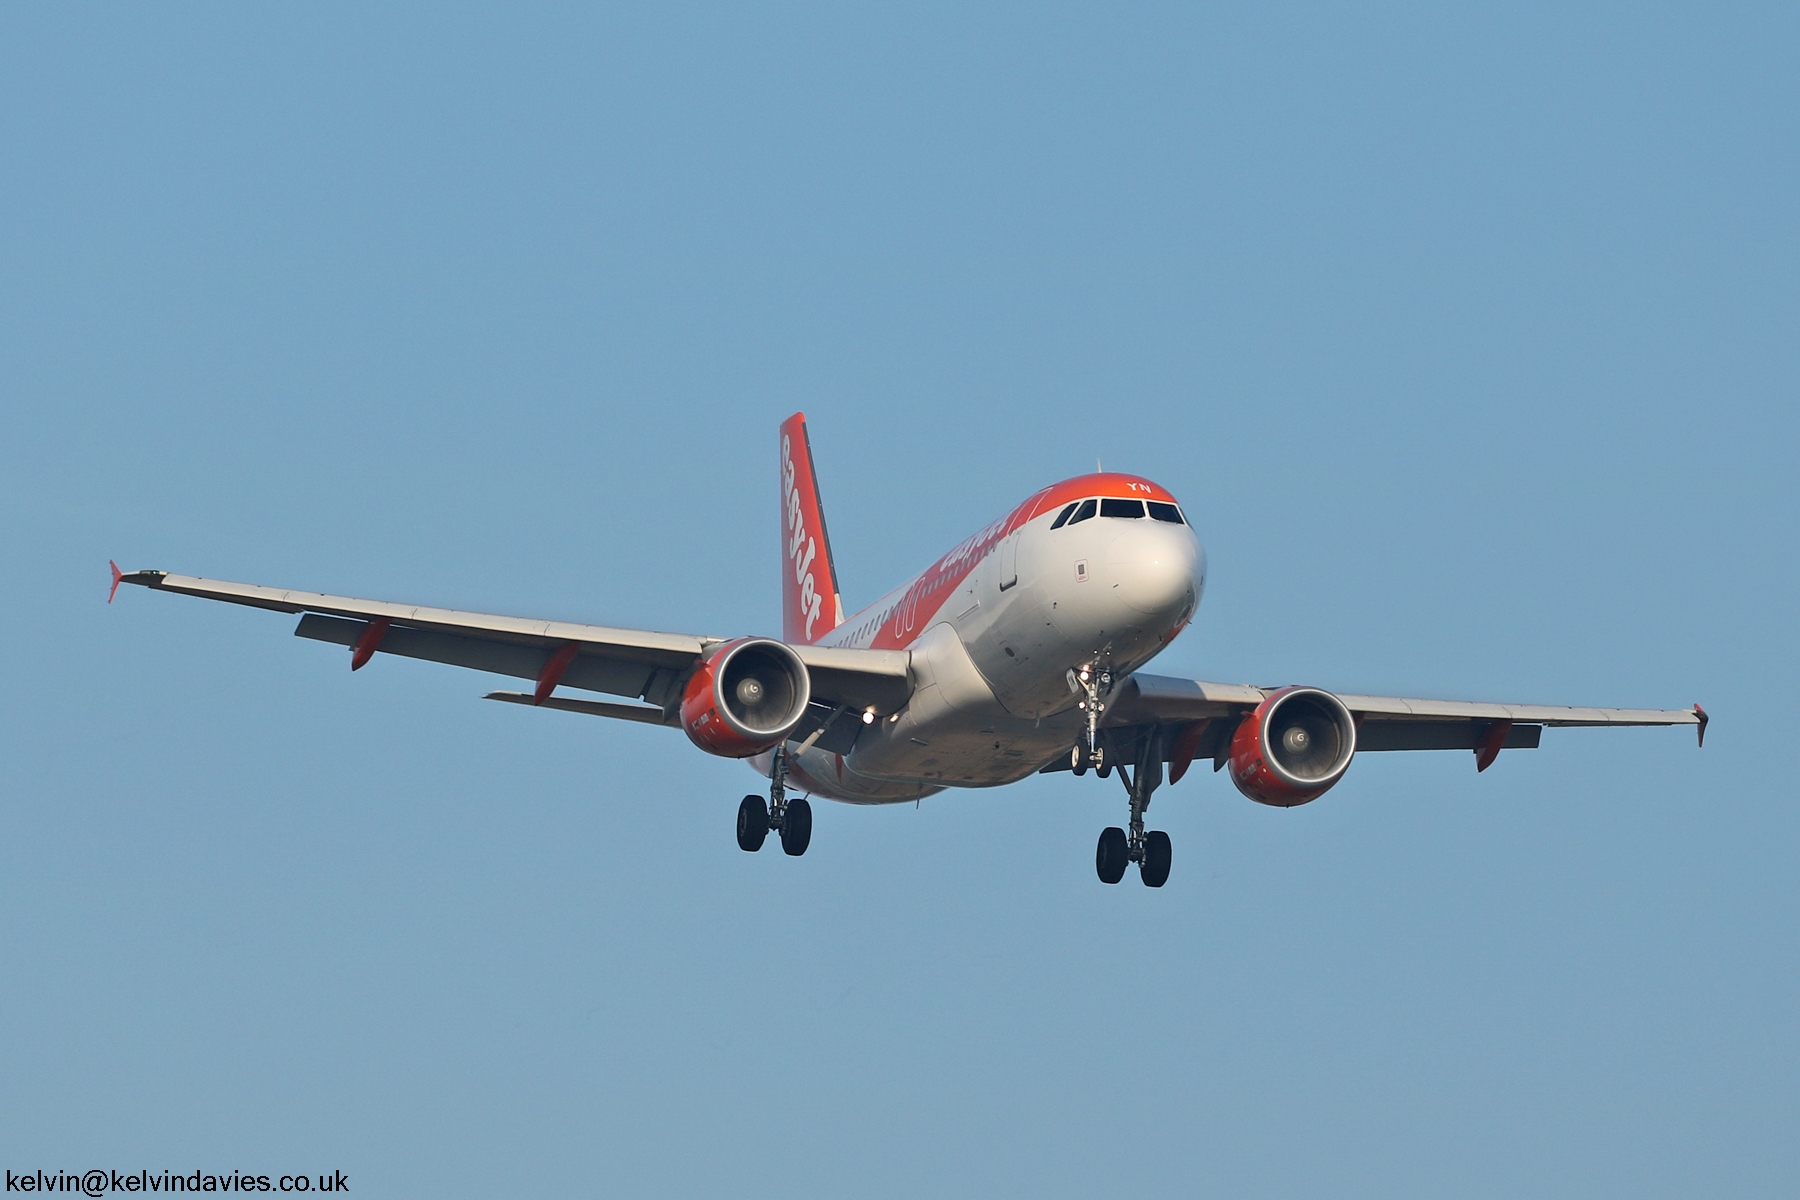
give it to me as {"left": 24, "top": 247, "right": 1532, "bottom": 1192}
{"left": 783, "top": 433, "right": 822, "bottom": 637}
{"left": 779, "top": 414, "right": 841, "bottom": 644}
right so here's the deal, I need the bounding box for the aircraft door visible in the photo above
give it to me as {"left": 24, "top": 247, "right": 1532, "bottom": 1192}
{"left": 997, "top": 531, "right": 1019, "bottom": 591}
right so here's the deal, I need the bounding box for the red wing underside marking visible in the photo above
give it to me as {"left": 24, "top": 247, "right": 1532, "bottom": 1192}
{"left": 1474, "top": 719, "right": 1513, "bottom": 772}
{"left": 1166, "top": 719, "right": 1211, "bottom": 784}
{"left": 350, "top": 617, "right": 390, "bottom": 671}
{"left": 534, "top": 642, "right": 581, "bottom": 704}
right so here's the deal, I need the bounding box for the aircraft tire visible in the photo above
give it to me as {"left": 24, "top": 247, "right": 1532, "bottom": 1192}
{"left": 1096, "top": 827, "right": 1129, "bottom": 884}
{"left": 1140, "top": 830, "right": 1172, "bottom": 888}
{"left": 780, "top": 797, "right": 813, "bottom": 856}
{"left": 737, "top": 795, "right": 769, "bottom": 852}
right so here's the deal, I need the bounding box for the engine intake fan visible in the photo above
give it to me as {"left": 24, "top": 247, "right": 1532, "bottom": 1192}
{"left": 1229, "top": 686, "right": 1358, "bottom": 807}
{"left": 681, "top": 638, "right": 812, "bottom": 758}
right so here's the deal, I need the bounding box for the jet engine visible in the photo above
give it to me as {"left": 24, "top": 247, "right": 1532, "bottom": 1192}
{"left": 680, "top": 638, "right": 812, "bottom": 758}
{"left": 1228, "top": 686, "right": 1357, "bottom": 807}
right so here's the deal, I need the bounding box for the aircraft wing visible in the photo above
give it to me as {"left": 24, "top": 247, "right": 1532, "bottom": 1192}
{"left": 1089, "top": 670, "right": 1704, "bottom": 773}
{"left": 110, "top": 567, "right": 913, "bottom": 723}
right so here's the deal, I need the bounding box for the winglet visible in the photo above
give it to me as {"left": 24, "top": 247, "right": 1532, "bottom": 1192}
{"left": 1694, "top": 704, "right": 1708, "bottom": 748}
{"left": 108, "top": 560, "right": 124, "bottom": 604}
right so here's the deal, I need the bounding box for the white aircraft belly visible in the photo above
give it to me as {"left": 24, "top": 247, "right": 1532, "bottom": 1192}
{"left": 844, "top": 621, "right": 1084, "bottom": 787}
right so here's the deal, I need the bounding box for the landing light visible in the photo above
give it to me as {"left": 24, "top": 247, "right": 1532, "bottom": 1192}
{"left": 862, "top": 710, "right": 876, "bottom": 724}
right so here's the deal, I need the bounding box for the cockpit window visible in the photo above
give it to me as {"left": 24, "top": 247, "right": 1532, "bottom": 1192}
{"left": 1100, "top": 498, "right": 1145, "bottom": 519}
{"left": 1147, "top": 501, "right": 1185, "bottom": 525}
{"left": 1049, "top": 502, "right": 1078, "bottom": 530}
{"left": 1067, "top": 498, "right": 1097, "bottom": 525}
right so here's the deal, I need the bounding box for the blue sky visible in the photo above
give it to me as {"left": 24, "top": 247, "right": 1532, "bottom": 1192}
{"left": 2, "top": 4, "right": 1795, "bottom": 1196}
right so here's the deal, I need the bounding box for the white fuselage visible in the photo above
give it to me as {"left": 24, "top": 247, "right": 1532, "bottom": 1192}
{"left": 761, "top": 479, "right": 1206, "bottom": 804}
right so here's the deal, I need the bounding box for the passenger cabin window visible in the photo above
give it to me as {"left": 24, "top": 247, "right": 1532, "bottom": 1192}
{"left": 1100, "top": 498, "right": 1145, "bottom": 519}
{"left": 1067, "top": 498, "right": 1097, "bottom": 525}
{"left": 1049, "top": 502, "right": 1078, "bottom": 530}
{"left": 1147, "top": 501, "right": 1185, "bottom": 524}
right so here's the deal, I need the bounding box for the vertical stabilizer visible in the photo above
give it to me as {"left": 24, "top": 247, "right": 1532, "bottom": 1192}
{"left": 779, "top": 413, "right": 844, "bottom": 644}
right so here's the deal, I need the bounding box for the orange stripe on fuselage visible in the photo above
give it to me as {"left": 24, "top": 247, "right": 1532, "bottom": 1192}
{"left": 863, "top": 472, "right": 1178, "bottom": 651}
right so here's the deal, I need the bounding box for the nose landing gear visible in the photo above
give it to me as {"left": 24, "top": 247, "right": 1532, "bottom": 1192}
{"left": 738, "top": 746, "right": 812, "bottom": 856}
{"left": 1068, "top": 665, "right": 1114, "bottom": 777}
{"left": 1092, "top": 727, "right": 1174, "bottom": 887}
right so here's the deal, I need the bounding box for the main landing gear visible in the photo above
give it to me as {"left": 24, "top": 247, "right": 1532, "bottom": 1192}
{"left": 1093, "top": 727, "right": 1173, "bottom": 887}
{"left": 737, "top": 746, "right": 812, "bottom": 856}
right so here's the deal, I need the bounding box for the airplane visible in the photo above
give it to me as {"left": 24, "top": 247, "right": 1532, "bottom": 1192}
{"left": 110, "top": 412, "right": 1705, "bottom": 887}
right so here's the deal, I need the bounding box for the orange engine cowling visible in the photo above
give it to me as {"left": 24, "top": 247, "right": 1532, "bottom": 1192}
{"left": 1228, "top": 686, "right": 1358, "bottom": 807}
{"left": 680, "top": 638, "right": 812, "bottom": 758}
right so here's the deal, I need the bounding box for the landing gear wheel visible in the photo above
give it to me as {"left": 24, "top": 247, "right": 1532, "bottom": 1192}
{"left": 780, "top": 796, "right": 813, "bottom": 856}
{"left": 736, "top": 795, "right": 769, "bottom": 852}
{"left": 1072, "top": 744, "right": 1106, "bottom": 777}
{"left": 1096, "top": 826, "right": 1129, "bottom": 884}
{"left": 1140, "top": 830, "right": 1172, "bottom": 887}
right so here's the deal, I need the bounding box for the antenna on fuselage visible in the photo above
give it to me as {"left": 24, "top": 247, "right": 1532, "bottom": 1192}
{"left": 1097, "top": 457, "right": 1103, "bottom": 473}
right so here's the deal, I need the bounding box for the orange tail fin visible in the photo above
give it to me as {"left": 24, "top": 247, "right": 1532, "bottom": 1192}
{"left": 779, "top": 413, "right": 843, "bottom": 644}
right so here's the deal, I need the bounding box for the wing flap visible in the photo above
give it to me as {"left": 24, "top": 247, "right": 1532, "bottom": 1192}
{"left": 483, "top": 691, "right": 678, "bottom": 725}
{"left": 1356, "top": 720, "right": 1543, "bottom": 752}
{"left": 1104, "top": 673, "right": 1267, "bottom": 723}
{"left": 791, "top": 644, "right": 913, "bottom": 712}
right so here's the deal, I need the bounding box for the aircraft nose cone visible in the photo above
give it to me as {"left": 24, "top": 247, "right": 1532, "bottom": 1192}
{"left": 1105, "top": 523, "right": 1199, "bottom": 616}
